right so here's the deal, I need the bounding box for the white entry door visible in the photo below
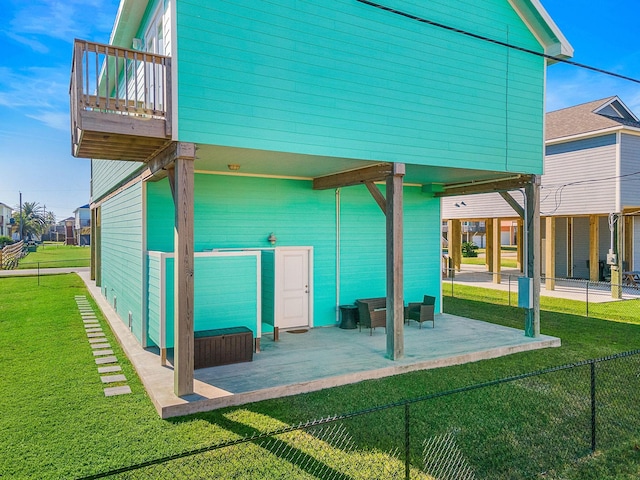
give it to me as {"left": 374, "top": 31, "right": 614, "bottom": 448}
{"left": 276, "top": 249, "right": 310, "bottom": 329}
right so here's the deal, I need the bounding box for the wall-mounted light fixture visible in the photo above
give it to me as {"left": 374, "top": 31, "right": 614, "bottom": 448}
{"left": 227, "top": 164, "right": 241, "bottom": 171}
{"left": 132, "top": 38, "right": 143, "bottom": 50}
{"left": 268, "top": 232, "right": 277, "bottom": 245}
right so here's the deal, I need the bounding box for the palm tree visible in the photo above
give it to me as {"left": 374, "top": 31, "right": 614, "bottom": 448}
{"left": 13, "top": 201, "right": 46, "bottom": 241}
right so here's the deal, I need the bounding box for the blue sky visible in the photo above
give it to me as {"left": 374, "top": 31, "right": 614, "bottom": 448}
{"left": 0, "top": 0, "right": 638, "bottom": 220}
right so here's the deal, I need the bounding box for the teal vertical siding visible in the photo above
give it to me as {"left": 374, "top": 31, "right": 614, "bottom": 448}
{"left": 147, "top": 173, "right": 441, "bottom": 325}
{"left": 176, "top": 0, "right": 545, "bottom": 173}
{"left": 100, "top": 182, "right": 144, "bottom": 342}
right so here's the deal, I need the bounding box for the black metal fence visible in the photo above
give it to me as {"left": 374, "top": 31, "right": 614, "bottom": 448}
{"left": 79, "top": 350, "right": 640, "bottom": 479}
{"left": 445, "top": 268, "right": 640, "bottom": 319}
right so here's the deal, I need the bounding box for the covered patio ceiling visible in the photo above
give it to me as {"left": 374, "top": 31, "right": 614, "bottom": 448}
{"left": 192, "top": 144, "right": 521, "bottom": 187}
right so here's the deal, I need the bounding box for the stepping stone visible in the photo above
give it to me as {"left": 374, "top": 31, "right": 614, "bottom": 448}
{"left": 89, "top": 337, "right": 107, "bottom": 344}
{"left": 95, "top": 355, "right": 117, "bottom": 365}
{"left": 91, "top": 343, "right": 111, "bottom": 349}
{"left": 93, "top": 349, "right": 114, "bottom": 356}
{"left": 104, "top": 386, "right": 131, "bottom": 397}
{"left": 84, "top": 323, "right": 100, "bottom": 328}
{"left": 101, "top": 374, "right": 127, "bottom": 383}
{"left": 85, "top": 328, "right": 103, "bottom": 333}
{"left": 87, "top": 332, "right": 106, "bottom": 338}
{"left": 98, "top": 365, "right": 122, "bottom": 374}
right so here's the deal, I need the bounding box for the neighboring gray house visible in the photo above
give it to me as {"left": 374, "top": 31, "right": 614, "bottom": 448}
{"left": 443, "top": 96, "right": 640, "bottom": 283}
{"left": 74, "top": 204, "right": 91, "bottom": 246}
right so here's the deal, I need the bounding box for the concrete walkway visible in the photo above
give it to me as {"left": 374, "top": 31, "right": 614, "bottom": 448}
{"left": 76, "top": 270, "right": 560, "bottom": 419}
{"left": 0, "top": 266, "right": 90, "bottom": 277}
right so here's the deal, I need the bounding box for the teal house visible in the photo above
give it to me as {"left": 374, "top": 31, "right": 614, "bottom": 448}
{"left": 70, "top": 0, "right": 571, "bottom": 395}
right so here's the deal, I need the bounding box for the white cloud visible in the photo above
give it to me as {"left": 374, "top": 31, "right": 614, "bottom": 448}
{"left": 0, "top": 66, "right": 71, "bottom": 131}
{"left": 26, "top": 111, "right": 70, "bottom": 132}
{"left": 4, "top": 0, "right": 117, "bottom": 50}
{"left": 0, "top": 66, "right": 68, "bottom": 109}
{"left": 3, "top": 31, "right": 49, "bottom": 54}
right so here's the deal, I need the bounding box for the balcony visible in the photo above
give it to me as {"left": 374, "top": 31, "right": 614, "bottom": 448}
{"left": 70, "top": 39, "right": 172, "bottom": 161}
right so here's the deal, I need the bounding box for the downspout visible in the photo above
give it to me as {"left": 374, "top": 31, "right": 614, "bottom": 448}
{"left": 336, "top": 188, "right": 341, "bottom": 324}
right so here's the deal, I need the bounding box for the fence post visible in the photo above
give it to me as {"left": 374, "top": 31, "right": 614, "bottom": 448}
{"left": 405, "top": 403, "right": 410, "bottom": 480}
{"left": 450, "top": 269, "right": 454, "bottom": 297}
{"left": 590, "top": 361, "right": 596, "bottom": 452}
{"left": 508, "top": 275, "right": 511, "bottom": 306}
{"left": 586, "top": 282, "right": 589, "bottom": 317}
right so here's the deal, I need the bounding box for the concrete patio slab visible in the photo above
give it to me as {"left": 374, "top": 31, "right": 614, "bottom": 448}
{"left": 78, "top": 271, "right": 560, "bottom": 419}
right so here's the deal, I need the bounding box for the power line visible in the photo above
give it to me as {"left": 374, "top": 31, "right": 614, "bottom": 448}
{"left": 541, "top": 171, "right": 640, "bottom": 215}
{"left": 356, "top": 0, "right": 640, "bottom": 85}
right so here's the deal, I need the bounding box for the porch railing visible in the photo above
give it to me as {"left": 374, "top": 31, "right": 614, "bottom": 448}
{"left": 70, "top": 39, "right": 172, "bottom": 144}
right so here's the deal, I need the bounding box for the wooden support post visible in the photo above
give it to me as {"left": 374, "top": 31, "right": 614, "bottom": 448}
{"left": 611, "top": 214, "right": 623, "bottom": 299}
{"left": 95, "top": 207, "right": 102, "bottom": 287}
{"left": 170, "top": 143, "right": 196, "bottom": 397}
{"left": 545, "top": 217, "right": 556, "bottom": 290}
{"left": 525, "top": 176, "right": 541, "bottom": 338}
{"left": 492, "top": 218, "right": 501, "bottom": 283}
{"left": 485, "top": 218, "right": 494, "bottom": 272}
{"left": 386, "top": 163, "right": 404, "bottom": 361}
{"left": 624, "top": 215, "right": 633, "bottom": 271}
{"left": 589, "top": 215, "right": 599, "bottom": 282}
{"left": 446, "top": 220, "right": 454, "bottom": 277}
{"left": 160, "top": 348, "right": 167, "bottom": 366}
{"left": 567, "top": 217, "right": 574, "bottom": 278}
{"left": 451, "top": 219, "right": 462, "bottom": 272}
{"left": 90, "top": 208, "right": 96, "bottom": 281}
{"left": 516, "top": 218, "right": 523, "bottom": 272}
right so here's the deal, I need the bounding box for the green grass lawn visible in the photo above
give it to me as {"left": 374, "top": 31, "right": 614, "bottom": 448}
{"left": 458, "top": 247, "right": 520, "bottom": 269}
{"left": 1, "top": 275, "right": 639, "bottom": 479}
{"left": 17, "top": 243, "right": 90, "bottom": 269}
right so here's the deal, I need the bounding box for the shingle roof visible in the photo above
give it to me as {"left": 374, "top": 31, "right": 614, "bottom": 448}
{"left": 546, "top": 96, "right": 640, "bottom": 140}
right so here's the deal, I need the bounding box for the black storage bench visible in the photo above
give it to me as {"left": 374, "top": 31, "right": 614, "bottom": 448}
{"left": 194, "top": 327, "right": 253, "bottom": 369}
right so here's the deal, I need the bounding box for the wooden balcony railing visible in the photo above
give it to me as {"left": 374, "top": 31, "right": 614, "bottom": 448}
{"left": 70, "top": 39, "right": 172, "bottom": 161}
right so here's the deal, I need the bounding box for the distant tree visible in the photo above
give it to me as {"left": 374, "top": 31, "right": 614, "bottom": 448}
{"left": 13, "top": 201, "right": 46, "bottom": 240}
{"left": 461, "top": 241, "right": 479, "bottom": 258}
